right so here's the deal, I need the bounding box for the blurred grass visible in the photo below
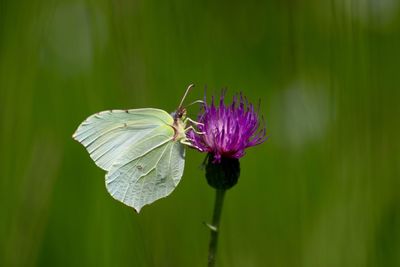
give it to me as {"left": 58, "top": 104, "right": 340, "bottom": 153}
{"left": 1, "top": 0, "right": 400, "bottom": 266}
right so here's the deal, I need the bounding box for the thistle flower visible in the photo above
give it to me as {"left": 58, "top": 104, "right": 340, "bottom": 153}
{"left": 190, "top": 90, "right": 268, "bottom": 266}
{"left": 187, "top": 90, "right": 267, "bottom": 163}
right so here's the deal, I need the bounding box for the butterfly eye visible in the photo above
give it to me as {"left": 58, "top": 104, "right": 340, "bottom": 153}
{"left": 177, "top": 108, "right": 187, "bottom": 119}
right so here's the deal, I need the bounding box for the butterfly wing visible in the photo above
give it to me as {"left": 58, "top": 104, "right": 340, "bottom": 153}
{"left": 74, "top": 108, "right": 186, "bottom": 212}
{"left": 73, "top": 108, "right": 173, "bottom": 171}
{"left": 105, "top": 125, "right": 185, "bottom": 212}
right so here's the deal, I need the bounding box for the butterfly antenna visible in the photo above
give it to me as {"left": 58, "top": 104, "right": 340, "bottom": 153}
{"left": 186, "top": 100, "right": 205, "bottom": 107}
{"left": 178, "top": 84, "right": 195, "bottom": 109}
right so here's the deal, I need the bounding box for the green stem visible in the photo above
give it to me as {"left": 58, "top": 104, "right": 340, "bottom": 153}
{"left": 207, "top": 189, "right": 226, "bottom": 267}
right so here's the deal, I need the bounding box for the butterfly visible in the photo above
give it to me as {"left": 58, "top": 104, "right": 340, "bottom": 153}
{"left": 73, "top": 84, "right": 202, "bottom": 212}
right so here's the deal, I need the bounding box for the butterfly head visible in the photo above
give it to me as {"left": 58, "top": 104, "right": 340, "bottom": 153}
{"left": 174, "top": 107, "right": 187, "bottom": 121}
{"left": 172, "top": 84, "right": 193, "bottom": 122}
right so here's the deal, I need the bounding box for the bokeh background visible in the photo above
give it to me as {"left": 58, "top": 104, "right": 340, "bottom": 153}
{"left": 1, "top": 0, "right": 400, "bottom": 266}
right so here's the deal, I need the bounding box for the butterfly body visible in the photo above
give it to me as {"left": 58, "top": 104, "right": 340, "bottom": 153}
{"left": 171, "top": 107, "right": 188, "bottom": 141}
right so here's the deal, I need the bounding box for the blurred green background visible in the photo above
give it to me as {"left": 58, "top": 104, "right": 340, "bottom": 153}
{"left": 1, "top": 0, "right": 400, "bottom": 266}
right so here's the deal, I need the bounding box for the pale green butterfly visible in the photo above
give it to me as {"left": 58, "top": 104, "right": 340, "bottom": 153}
{"left": 73, "top": 84, "right": 202, "bottom": 212}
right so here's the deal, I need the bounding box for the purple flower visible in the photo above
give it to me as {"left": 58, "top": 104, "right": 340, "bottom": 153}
{"left": 187, "top": 90, "right": 267, "bottom": 163}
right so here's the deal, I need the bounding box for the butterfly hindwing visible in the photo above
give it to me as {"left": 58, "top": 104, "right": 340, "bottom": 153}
{"left": 105, "top": 125, "right": 185, "bottom": 212}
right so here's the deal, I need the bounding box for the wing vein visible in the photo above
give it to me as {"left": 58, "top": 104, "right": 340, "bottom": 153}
{"left": 135, "top": 142, "right": 172, "bottom": 205}
{"left": 116, "top": 134, "right": 173, "bottom": 169}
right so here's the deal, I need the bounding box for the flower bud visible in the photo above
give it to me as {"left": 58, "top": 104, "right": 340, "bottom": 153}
{"left": 205, "top": 154, "right": 240, "bottom": 190}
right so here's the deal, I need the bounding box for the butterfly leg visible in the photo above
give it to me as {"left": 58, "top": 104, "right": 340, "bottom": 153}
{"left": 180, "top": 139, "right": 203, "bottom": 151}
{"left": 184, "top": 117, "right": 204, "bottom": 127}
{"left": 184, "top": 126, "right": 205, "bottom": 135}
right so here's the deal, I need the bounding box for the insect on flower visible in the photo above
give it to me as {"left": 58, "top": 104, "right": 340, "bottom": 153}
{"left": 187, "top": 90, "right": 267, "bottom": 163}
{"left": 73, "top": 84, "right": 203, "bottom": 212}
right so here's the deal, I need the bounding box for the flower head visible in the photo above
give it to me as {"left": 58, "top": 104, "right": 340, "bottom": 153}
{"left": 187, "top": 90, "right": 267, "bottom": 162}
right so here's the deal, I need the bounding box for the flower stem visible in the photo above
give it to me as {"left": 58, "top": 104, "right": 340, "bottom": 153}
{"left": 208, "top": 188, "right": 226, "bottom": 267}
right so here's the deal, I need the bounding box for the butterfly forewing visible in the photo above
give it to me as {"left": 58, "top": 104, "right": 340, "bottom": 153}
{"left": 73, "top": 108, "right": 174, "bottom": 171}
